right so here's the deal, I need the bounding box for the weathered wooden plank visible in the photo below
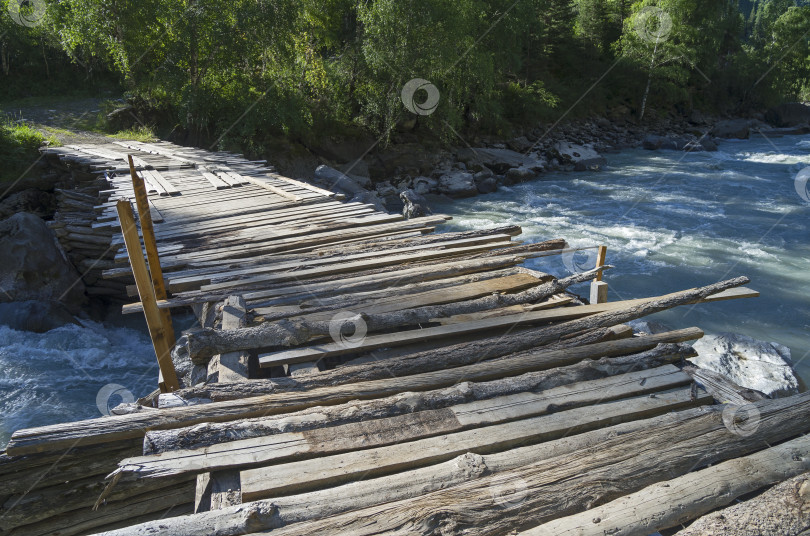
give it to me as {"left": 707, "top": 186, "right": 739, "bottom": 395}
{"left": 525, "top": 433, "right": 810, "bottom": 536}
{"left": 117, "top": 366, "right": 691, "bottom": 480}
{"left": 239, "top": 386, "right": 709, "bottom": 501}
{"left": 237, "top": 392, "right": 810, "bottom": 536}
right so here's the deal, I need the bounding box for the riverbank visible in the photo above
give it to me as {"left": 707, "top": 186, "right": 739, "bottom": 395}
{"left": 297, "top": 104, "right": 810, "bottom": 214}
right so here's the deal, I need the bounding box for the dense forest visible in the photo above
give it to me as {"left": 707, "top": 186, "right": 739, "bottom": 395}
{"left": 1, "top": 0, "right": 809, "bottom": 148}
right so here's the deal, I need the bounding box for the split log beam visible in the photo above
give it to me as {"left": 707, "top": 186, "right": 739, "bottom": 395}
{"left": 5, "top": 329, "right": 702, "bottom": 456}
{"left": 242, "top": 392, "right": 810, "bottom": 536}
{"left": 527, "top": 433, "right": 810, "bottom": 536}
{"left": 246, "top": 278, "right": 751, "bottom": 369}
{"left": 144, "top": 343, "right": 692, "bottom": 454}
{"left": 117, "top": 365, "right": 693, "bottom": 480}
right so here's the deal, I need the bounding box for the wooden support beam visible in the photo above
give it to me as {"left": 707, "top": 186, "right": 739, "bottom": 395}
{"left": 595, "top": 245, "right": 607, "bottom": 281}
{"left": 129, "top": 155, "right": 175, "bottom": 346}
{"left": 116, "top": 199, "right": 180, "bottom": 393}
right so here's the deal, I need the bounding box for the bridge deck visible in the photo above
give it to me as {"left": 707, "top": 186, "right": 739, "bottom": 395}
{"left": 0, "top": 140, "right": 804, "bottom": 536}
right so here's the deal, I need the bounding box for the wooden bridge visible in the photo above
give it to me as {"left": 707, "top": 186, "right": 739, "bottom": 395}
{"left": 1, "top": 140, "right": 808, "bottom": 536}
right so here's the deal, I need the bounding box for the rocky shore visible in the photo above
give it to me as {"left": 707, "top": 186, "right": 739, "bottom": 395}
{"left": 299, "top": 102, "right": 810, "bottom": 215}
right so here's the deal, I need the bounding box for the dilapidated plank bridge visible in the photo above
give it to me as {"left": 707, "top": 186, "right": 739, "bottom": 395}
{"left": 1, "top": 140, "right": 807, "bottom": 536}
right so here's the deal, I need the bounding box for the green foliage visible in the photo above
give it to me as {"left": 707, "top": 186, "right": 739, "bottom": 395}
{"left": 0, "top": 117, "right": 55, "bottom": 184}
{"left": 1, "top": 0, "right": 808, "bottom": 148}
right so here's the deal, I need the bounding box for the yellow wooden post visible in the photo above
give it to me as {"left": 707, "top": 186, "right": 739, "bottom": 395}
{"left": 116, "top": 199, "right": 180, "bottom": 392}
{"left": 590, "top": 245, "right": 609, "bottom": 304}
{"left": 595, "top": 245, "right": 608, "bottom": 282}
{"left": 128, "top": 155, "right": 175, "bottom": 344}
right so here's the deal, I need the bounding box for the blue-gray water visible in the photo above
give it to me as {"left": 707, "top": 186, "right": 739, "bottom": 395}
{"left": 1, "top": 134, "right": 808, "bottom": 449}
{"left": 434, "top": 134, "right": 810, "bottom": 388}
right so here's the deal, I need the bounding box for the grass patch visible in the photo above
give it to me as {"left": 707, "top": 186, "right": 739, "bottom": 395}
{"left": 108, "top": 125, "right": 157, "bottom": 142}
{"left": 0, "top": 118, "right": 58, "bottom": 187}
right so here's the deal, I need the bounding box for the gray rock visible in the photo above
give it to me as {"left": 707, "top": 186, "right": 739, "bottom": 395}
{"left": 438, "top": 171, "right": 478, "bottom": 198}
{"left": 688, "top": 332, "right": 800, "bottom": 398}
{"left": 699, "top": 138, "right": 718, "bottom": 151}
{"left": 400, "top": 189, "right": 431, "bottom": 219}
{"left": 552, "top": 142, "right": 607, "bottom": 171}
{"left": 456, "top": 148, "right": 536, "bottom": 174}
{"left": 505, "top": 166, "right": 536, "bottom": 183}
{"left": 0, "top": 213, "right": 85, "bottom": 311}
{"left": 476, "top": 177, "right": 498, "bottom": 194}
{"left": 711, "top": 119, "right": 763, "bottom": 140}
{"left": 413, "top": 176, "right": 438, "bottom": 195}
{"left": 314, "top": 165, "right": 367, "bottom": 196}
{"left": 765, "top": 102, "right": 810, "bottom": 128}
{"left": 339, "top": 159, "right": 371, "bottom": 186}
{"left": 0, "top": 300, "right": 79, "bottom": 333}
{"left": 375, "top": 181, "right": 398, "bottom": 199}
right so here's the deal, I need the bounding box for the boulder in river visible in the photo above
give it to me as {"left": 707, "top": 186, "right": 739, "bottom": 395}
{"left": 688, "top": 332, "right": 800, "bottom": 398}
{"left": 456, "top": 147, "right": 536, "bottom": 174}
{"left": 0, "top": 212, "right": 86, "bottom": 311}
{"left": 400, "top": 189, "right": 431, "bottom": 219}
{"left": 711, "top": 119, "right": 766, "bottom": 140}
{"left": 438, "top": 171, "right": 478, "bottom": 198}
{"left": 765, "top": 102, "right": 810, "bottom": 128}
{"left": 552, "top": 142, "right": 607, "bottom": 171}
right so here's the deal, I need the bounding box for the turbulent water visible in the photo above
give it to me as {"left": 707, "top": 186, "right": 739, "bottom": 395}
{"left": 1, "top": 134, "right": 808, "bottom": 449}
{"left": 433, "top": 134, "right": 810, "bottom": 388}
{"left": 0, "top": 316, "right": 160, "bottom": 448}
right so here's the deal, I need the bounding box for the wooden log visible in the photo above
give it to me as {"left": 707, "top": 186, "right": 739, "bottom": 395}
{"left": 247, "top": 278, "right": 750, "bottom": 368}
{"left": 526, "top": 433, "right": 810, "bottom": 536}
{"left": 3, "top": 482, "right": 193, "bottom": 536}
{"left": 673, "top": 472, "right": 810, "bottom": 536}
{"left": 146, "top": 340, "right": 686, "bottom": 455}
{"left": 5, "top": 329, "right": 702, "bottom": 456}
{"left": 237, "top": 386, "right": 708, "bottom": 501}
{"left": 239, "top": 392, "right": 810, "bottom": 536}
{"left": 108, "top": 406, "right": 716, "bottom": 536}
{"left": 164, "top": 324, "right": 665, "bottom": 404}
{"left": 117, "top": 365, "right": 693, "bottom": 480}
